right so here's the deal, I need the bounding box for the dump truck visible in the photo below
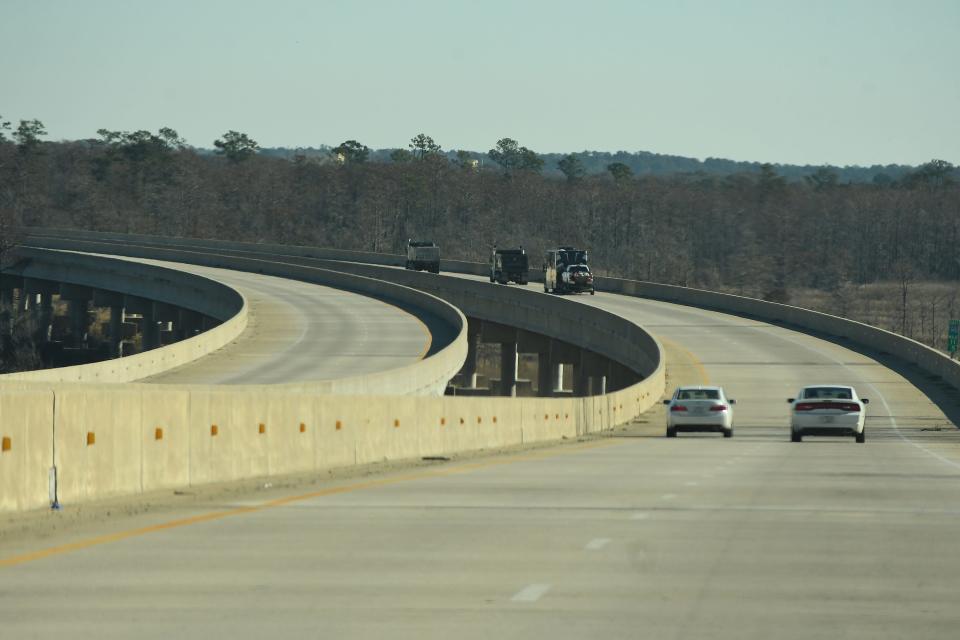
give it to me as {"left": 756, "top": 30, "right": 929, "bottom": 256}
{"left": 405, "top": 240, "right": 440, "bottom": 273}
{"left": 543, "top": 247, "right": 595, "bottom": 295}
{"left": 490, "top": 246, "right": 529, "bottom": 285}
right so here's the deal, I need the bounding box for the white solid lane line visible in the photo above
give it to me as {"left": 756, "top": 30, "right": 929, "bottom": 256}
{"left": 511, "top": 584, "right": 551, "bottom": 602}
{"left": 771, "top": 327, "right": 960, "bottom": 472}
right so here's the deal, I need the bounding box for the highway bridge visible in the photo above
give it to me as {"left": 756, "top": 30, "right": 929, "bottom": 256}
{"left": 1, "top": 230, "right": 959, "bottom": 639}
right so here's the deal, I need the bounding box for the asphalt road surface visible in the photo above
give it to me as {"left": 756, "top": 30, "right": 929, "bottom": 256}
{"left": 2, "top": 268, "right": 959, "bottom": 639}
{"left": 128, "top": 257, "right": 433, "bottom": 384}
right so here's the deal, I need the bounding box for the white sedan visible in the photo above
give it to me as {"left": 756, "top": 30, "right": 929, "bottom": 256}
{"left": 663, "top": 386, "right": 735, "bottom": 438}
{"left": 788, "top": 385, "right": 869, "bottom": 443}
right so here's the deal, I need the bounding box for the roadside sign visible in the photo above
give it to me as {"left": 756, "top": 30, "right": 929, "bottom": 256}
{"left": 949, "top": 319, "right": 959, "bottom": 354}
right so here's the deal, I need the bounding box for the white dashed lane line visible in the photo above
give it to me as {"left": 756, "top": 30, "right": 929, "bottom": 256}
{"left": 511, "top": 584, "right": 551, "bottom": 603}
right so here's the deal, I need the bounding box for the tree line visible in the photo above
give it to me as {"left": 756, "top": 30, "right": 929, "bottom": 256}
{"left": 1, "top": 118, "right": 958, "bottom": 347}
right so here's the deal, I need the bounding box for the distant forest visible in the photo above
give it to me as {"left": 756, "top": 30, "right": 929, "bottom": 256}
{"left": 258, "top": 146, "right": 918, "bottom": 185}
{"left": 1, "top": 120, "right": 959, "bottom": 348}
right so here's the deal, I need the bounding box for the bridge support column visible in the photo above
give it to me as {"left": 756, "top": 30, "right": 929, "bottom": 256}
{"left": 25, "top": 279, "right": 58, "bottom": 343}
{"left": 143, "top": 309, "right": 158, "bottom": 350}
{"left": 537, "top": 352, "right": 554, "bottom": 397}
{"left": 16, "top": 288, "right": 29, "bottom": 315}
{"left": 178, "top": 309, "right": 203, "bottom": 341}
{"left": 109, "top": 307, "right": 124, "bottom": 357}
{"left": 93, "top": 290, "right": 126, "bottom": 357}
{"left": 462, "top": 320, "right": 481, "bottom": 388}
{"left": 500, "top": 341, "right": 518, "bottom": 397}
{"left": 0, "top": 284, "right": 13, "bottom": 337}
{"left": 125, "top": 295, "right": 156, "bottom": 351}
{"left": 480, "top": 321, "right": 520, "bottom": 397}
{"left": 574, "top": 363, "right": 591, "bottom": 396}
{"left": 554, "top": 364, "right": 565, "bottom": 393}
{"left": 154, "top": 302, "right": 178, "bottom": 346}
{"left": 60, "top": 284, "right": 93, "bottom": 347}
{"left": 517, "top": 330, "right": 558, "bottom": 398}
{"left": 578, "top": 352, "right": 611, "bottom": 396}
{"left": 593, "top": 375, "right": 607, "bottom": 395}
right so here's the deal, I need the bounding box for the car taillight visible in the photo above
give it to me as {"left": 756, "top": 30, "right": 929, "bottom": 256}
{"left": 670, "top": 405, "right": 688, "bottom": 412}
{"left": 795, "top": 401, "right": 860, "bottom": 412}
{"left": 709, "top": 404, "right": 728, "bottom": 412}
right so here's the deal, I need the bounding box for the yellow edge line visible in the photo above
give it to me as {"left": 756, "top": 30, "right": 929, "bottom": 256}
{"left": 658, "top": 336, "right": 710, "bottom": 385}
{"left": 0, "top": 439, "right": 620, "bottom": 569}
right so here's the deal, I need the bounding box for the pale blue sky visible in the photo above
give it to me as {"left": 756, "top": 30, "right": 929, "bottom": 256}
{"left": 2, "top": 0, "right": 957, "bottom": 166}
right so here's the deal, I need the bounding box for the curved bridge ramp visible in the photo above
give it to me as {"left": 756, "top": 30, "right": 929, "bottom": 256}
{"left": 129, "top": 257, "right": 434, "bottom": 385}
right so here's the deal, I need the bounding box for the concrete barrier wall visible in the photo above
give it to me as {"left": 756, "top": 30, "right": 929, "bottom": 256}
{"left": 1, "top": 369, "right": 663, "bottom": 512}
{"left": 0, "top": 389, "right": 54, "bottom": 512}
{"left": 26, "top": 229, "right": 523, "bottom": 280}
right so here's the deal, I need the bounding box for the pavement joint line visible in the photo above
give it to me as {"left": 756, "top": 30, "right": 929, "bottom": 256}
{"left": 584, "top": 538, "right": 611, "bottom": 550}
{"left": 511, "top": 583, "right": 551, "bottom": 603}
{"left": 0, "top": 438, "right": 625, "bottom": 569}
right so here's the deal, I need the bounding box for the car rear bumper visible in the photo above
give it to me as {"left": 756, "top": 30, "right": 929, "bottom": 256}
{"left": 796, "top": 426, "right": 862, "bottom": 437}
{"left": 669, "top": 415, "right": 731, "bottom": 431}
{"left": 671, "top": 424, "right": 728, "bottom": 433}
{"left": 792, "top": 414, "right": 863, "bottom": 435}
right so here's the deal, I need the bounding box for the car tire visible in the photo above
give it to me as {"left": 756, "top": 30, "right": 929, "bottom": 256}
{"left": 791, "top": 430, "right": 802, "bottom": 443}
{"left": 666, "top": 428, "right": 677, "bottom": 438}
{"left": 856, "top": 430, "right": 865, "bottom": 444}
{"left": 723, "top": 428, "right": 733, "bottom": 438}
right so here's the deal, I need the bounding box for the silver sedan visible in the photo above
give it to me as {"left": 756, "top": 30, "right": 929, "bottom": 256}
{"left": 788, "top": 385, "right": 868, "bottom": 443}
{"left": 663, "top": 386, "right": 736, "bottom": 438}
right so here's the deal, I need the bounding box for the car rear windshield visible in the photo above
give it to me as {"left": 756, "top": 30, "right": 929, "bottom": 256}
{"left": 802, "top": 387, "right": 852, "bottom": 399}
{"left": 677, "top": 389, "right": 720, "bottom": 400}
